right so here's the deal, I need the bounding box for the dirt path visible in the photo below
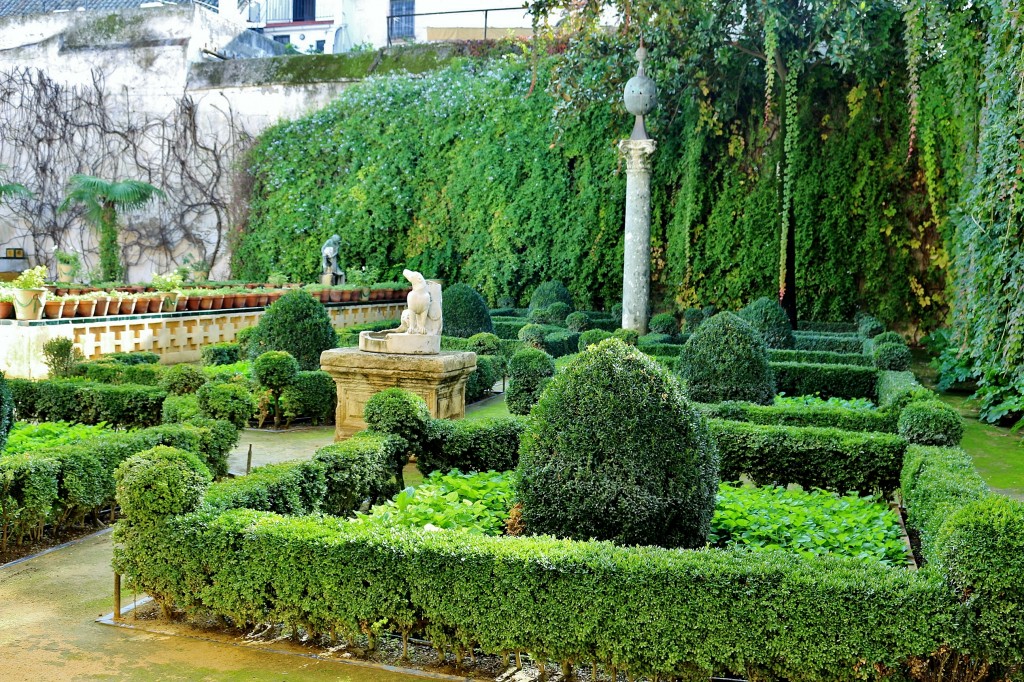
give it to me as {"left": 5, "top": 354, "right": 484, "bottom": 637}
{"left": 0, "top": 530, "right": 428, "bottom": 681}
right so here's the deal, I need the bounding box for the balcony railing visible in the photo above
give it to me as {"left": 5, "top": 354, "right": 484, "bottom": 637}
{"left": 263, "top": 0, "right": 332, "bottom": 24}
{"left": 387, "top": 6, "right": 526, "bottom": 45}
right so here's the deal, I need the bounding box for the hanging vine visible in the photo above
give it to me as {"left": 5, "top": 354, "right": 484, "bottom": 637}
{"left": 777, "top": 52, "right": 801, "bottom": 302}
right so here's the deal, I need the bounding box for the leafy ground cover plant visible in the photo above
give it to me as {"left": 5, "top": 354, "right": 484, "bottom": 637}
{"left": 353, "top": 470, "right": 514, "bottom": 535}
{"left": 710, "top": 483, "right": 907, "bottom": 566}
{"left": 2, "top": 421, "right": 110, "bottom": 455}
{"left": 774, "top": 395, "right": 877, "bottom": 410}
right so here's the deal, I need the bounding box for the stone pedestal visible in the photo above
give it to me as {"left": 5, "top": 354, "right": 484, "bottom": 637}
{"left": 320, "top": 347, "right": 477, "bottom": 439}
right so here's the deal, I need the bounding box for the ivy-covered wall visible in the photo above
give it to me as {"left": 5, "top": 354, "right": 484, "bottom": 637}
{"left": 235, "top": 23, "right": 929, "bottom": 324}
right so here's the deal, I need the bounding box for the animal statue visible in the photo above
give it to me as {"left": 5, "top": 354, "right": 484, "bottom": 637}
{"left": 400, "top": 269, "right": 442, "bottom": 335}
{"left": 320, "top": 234, "right": 342, "bottom": 275}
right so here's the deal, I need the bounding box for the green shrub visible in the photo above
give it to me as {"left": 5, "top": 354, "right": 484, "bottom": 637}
{"left": 196, "top": 381, "right": 255, "bottom": 428}
{"left": 362, "top": 388, "right": 430, "bottom": 485}
{"left": 205, "top": 460, "right": 326, "bottom": 516}
{"left": 638, "top": 341, "right": 687, "bottom": 357}
{"left": 121, "top": 364, "right": 163, "bottom": 386}
{"left": 873, "top": 342, "right": 912, "bottom": 371}
{"left": 465, "top": 332, "right": 501, "bottom": 355}
{"left": 159, "top": 364, "right": 207, "bottom": 396}
{"left": 873, "top": 331, "right": 906, "bottom": 347}
{"left": 105, "top": 351, "right": 160, "bottom": 365}
{"left": 161, "top": 394, "right": 200, "bottom": 423}
{"left": 247, "top": 290, "right": 336, "bottom": 370}
{"left": 565, "top": 311, "right": 589, "bottom": 332}
{"left": 335, "top": 320, "right": 400, "bottom": 347}
{"left": 681, "top": 312, "right": 775, "bottom": 405}
{"left": 898, "top": 400, "right": 964, "bottom": 446}
{"left": 529, "top": 280, "right": 573, "bottom": 312}
{"left": 797, "top": 321, "right": 858, "bottom": 333}
{"left": 311, "top": 431, "right": 402, "bottom": 514}
{"left": 541, "top": 330, "right": 580, "bottom": 358}
{"left": 182, "top": 416, "right": 239, "bottom": 479}
{"left": 280, "top": 370, "right": 336, "bottom": 426}
{"left": 79, "top": 361, "right": 164, "bottom": 386}
{"left": 0, "top": 372, "right": 12, "bottom": 452}
{"left": 254, "top": 351, "right": 300, "bottom": 428}
{"left": 771, "top": 362, "right": 879, "bottom": 401}
{"left": 683, "top": 307, "right": 705, "bottom": 331}
{"left": 420, "top": 416, "right": 527, "bottom": 475}
{"left": 768, "top": 349, "right": 873, "bottom": 367}
{"left": 612, "top": 328, "right": 639, "bottom": 346}
{"left": 739, "top": 297, "right": 796, "bottom": 349}
{"left": 648, "top": 312, "right": 678, "bottom": 336}
{"left": 517, "top": 323, "right": 546, "bottom": 348}
{"left": 465, "top": 355, "right": 500, "bottom": 403}
{"left": 577, "top": 328, "right": 612, "bottom": 352}
{"left": 709, "top": 419, "right": 905, "bottom": 497}
{"left": 544, "top": 301, "right": 572, "bottom": 324}
{"left": 7, "top": 379, "right": 166, "bottom": 429}
{"left": 517, "top": 339, "right": 718, "bottom": 548}
{"left": 114, "top": 446, "right": 210, "bottom": 522}
{"left": 235, "top": 326, "right": 257, "bottom": 356}
{"left": 858, "top": 315, "right": 886, "bottom": 339}
{"left": 794, "top": 332, "right": 865, "bottom": 354}
{"left": 610, "top": 302, "right": 623, "bottom": 319}
{"left": 506, "top": 347, "right": 555, "bottom": 415}
{"left": 42, "top": 337, "right": 83, "bottom": 378}
{"left": 877, "top": 370, "right": 931, "bottom": 410}
{"left": 936, "top": 495, "right": 1024, "bottom": 660}
{"left": 441, "top": 284, "right": 494, "bottom": 338}
{"left": 201, "top": 342, "right": 241, "bottom": 366}
{"left": 639, "top": 332, "right": 674, "bottom": 345}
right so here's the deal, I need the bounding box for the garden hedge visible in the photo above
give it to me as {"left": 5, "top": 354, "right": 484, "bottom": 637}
{"left": 419, "top": 416, "right": 527, "bottom": 476}
{"left": 793, "top": 332, "right": 865, "bottom": 354}
{"left": 280, "top": 370, "right": 336, "bottom": 426}
{"left": 797, "top": 321, "right": 858, "bottom": 333}
{"left": 771, "top": 362, "right": 879, "bottom": 401}
{"left": 708, "top": 419, "right": 905, "bottom": 497}
{"left": 695, "top": 401, "right": 897, "bottom": 433}
{"left": 491, "top": 316, "right": 530, "bottom": 340}
{"left": 0, "top": 371, "right": 13, "bottom": 452}
{"left": 8, "top": 378, "right": 167, "bottom": 429}
{"left": 201, "top": 342, "right": 242, "bottom": 366}
{"left": 767, "top": 349, "right": 872, "bottom": 367}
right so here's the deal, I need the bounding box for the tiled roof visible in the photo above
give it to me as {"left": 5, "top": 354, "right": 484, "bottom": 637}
{"left": 0, "top": 0, "right": 217, "bottom": 18}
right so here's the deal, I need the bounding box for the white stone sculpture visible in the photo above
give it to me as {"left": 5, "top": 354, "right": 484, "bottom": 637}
{"left": 358, "top": 269, "right": 442, "bottom": 354}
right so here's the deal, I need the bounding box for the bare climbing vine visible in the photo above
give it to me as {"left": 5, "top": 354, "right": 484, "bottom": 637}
{"left": 0, "top": 67, "right": 252, "bottom": 280}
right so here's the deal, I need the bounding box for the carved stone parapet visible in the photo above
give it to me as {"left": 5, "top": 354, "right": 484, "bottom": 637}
{"left": 619, "top": 138, "right": 657, "bottom": 173}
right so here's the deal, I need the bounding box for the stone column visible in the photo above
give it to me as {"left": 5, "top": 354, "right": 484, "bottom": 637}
{"left": 620, "top": 138, "right": 656, "bottom": 334}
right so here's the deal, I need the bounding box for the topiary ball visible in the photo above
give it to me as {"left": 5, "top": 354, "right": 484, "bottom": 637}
{"left": 506, "top": 347, "right": 555, "bottom": 415}
{"left": 465, "top": 332, "right": 502, "bottom": 356}
{"left": 649, "top": 312, "right": 679, "bottom": 336}
{"left": 363, "top": 388, "right": 431, "bottom": 455}
{"left": 160, "top": 364, "right": 207, "bottom": 396}
{"left": 247, "top": 290, "right": 336, "bottom": 371}
{"left": 517, "top": 323, "right": 547, "bottom": 349}
{"left": 253, "top": 351, "right": 300, "bottom": 392}
{"left": 578, "top": 329, "right": 612, "bottom": 352}
{"left": 442, "top": 284, "right": 494, "bottom": 338}
{"left": 544, "top": 302, "right": 572, "bottom": 324}
{"left": 197, "top": 380, "right": 256, "bottom": 428}
{"left": 874, "top": 341, "right": 912, "bottom": 371}
{"left": 898, "top": 399, "right": 964, "bottom": 446}
{"left": 873, "top": 331, "right": 906, "bottom": 347}
{"left": 527, "top": 308, "right": 550, "bottom": 324}
{"left": 858, "top": 315, "right": 886, "bottom": 339}
{"left": 738, "top": 297, "right": 795, "bottom": 349}
{"left": 565, "top": 311, "right": 590, "bottom": 333}
{"left": 529, "top": 281, "right": 574, "bottom": 312}
{"left": 681, "top": 312, "right": 775, "bottom": 405}
{"left": 516, "top": 338, "right": 719, "bottom": 548}
{"left": 612, "top": 328, "right": 640, "bottom": 346}
{"left": 115, "top": 445, "right": 211, "bottom": 522}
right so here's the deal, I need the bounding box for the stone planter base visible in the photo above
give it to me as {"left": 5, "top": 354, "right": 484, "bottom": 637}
{"left": 320, "top": 347, "right": 477, "bottom": 440}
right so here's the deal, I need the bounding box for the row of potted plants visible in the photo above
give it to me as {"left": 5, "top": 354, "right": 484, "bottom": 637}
{"left": 0, "top": 268, "right": 412, "bottom": 321}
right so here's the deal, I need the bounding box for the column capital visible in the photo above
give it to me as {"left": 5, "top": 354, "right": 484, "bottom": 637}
{"left": 619, "top": 138, "right": 657, "bottom": 173}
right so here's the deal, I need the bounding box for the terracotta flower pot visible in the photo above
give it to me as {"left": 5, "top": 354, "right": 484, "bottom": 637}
{"left": 199, "top": 296, "right": 214, "bottom": 311}
{"left": 43, "top": 299, "right": 63, "bottom": 320}
{"left": 328, "top": 289, "right": 343, "bottom": 303}
{"left": 256, "top": 293, "right": 269, "bottom": 306}
{"left": 245, "top": 294, "right": 259, "bottom": 307}
{"left": 13, "top": 289, "right": 47, "bottom": 321}
{"left": 211, "top": 294, "right": 225, "bottom": 310}
{"left": 76, "top": 300, "right": 97, "bottom": 317}
{"left": 186, "top": 296, "right": 201, "bottom": 311}
{"left": 233, "top": 293, "right": 247, "bottom": 308}
{"left": 145, "top": 297, "right": 160, "bottom": 313}
{"left": 119, "top": 298, "right": 136, "bottom": 315}
{"left": 61, "top": 299, "right": 77, "bottom": 318}
{"left": 0, "top": 301, "right": 13, "bottom": 319}
{"left": 94, "top": 298, "right": 110, "bottom": 317}
{"left": 176, "top": 296, "right": 188, "bottom": 311}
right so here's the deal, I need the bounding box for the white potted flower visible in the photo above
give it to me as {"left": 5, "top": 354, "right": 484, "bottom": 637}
{"left": 11, "top": 265, "right": 49, "bottom": 321}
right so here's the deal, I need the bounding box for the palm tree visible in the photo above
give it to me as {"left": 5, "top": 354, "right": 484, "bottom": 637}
{"left": 0, "top": 165, "right": 32, "bottom": 205}
{"left": 59, "top": 175, "right": 165, "bottom": 282}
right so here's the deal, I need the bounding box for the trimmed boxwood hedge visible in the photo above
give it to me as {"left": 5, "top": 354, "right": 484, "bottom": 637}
{"left": 708, "top": 419, "right": 905, "bottom": 497}
{"left": 793, "top": 332, "right": 865, "bottom": 354}
{"left": 8, "top": 378, "right": 167, "bottom": 429}
{"left": 768, "top": 349, "right": 873, "bottom": 367}
{"left": 797, "top": 321, "right": 858, "bottom": 333}
{"left": 695, "top": 401, "right": 897, "bottom": 433}
{"left": 771, "top": 362, "right": 879, "bottom": 401}
{"left": 419, "top": 416, "right": 527, "bottom": 475}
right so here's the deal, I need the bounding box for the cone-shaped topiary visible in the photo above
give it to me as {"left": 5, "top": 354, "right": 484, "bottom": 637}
{"left": 681, "top": 312, "right": 775, "bottom": 405}
{"left": 738, "top": 297, "right": 795, "bottom": 349}
{"left": 529, "top": 280, "right": 574, "bottom": 312}
{"left": 442, "top": 284, "right": 494, "bottom": 338}
{"left": 247, "top": 290, "right": 337, "bottom": 370}
{"left": 516, "top": 338, "right": 719, "bottom": 548}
